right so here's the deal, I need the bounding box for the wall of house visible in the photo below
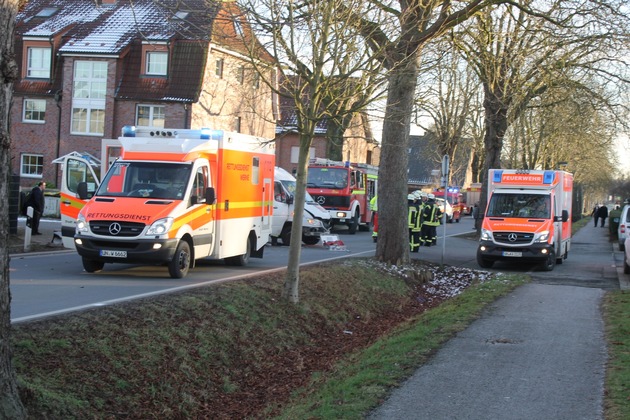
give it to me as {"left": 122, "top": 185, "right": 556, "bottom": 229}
{"left": 191, "top": 49, "right": 276, "bottom": 139}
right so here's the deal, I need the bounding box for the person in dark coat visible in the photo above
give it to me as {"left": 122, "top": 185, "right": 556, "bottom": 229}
{"left": 596, "top": 204, "right": 608, "bottom": 228}
{"left": 591, "top": 205, "right": 600, "bottom": 227}
{"left": 26, "top": 181, "right": 46, "bottom": 235}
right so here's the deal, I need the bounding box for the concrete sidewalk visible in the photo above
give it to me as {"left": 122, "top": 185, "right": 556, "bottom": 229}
{"left": 9, "top": 217, "right": 64, "bottom": 254}
{"left": 369, "top": 222, "right": 615, "bottom": 420}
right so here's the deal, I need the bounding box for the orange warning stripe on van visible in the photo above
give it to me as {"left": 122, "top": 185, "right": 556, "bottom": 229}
{"left": 59, "top": 192, "right": 87, "bottom": 219}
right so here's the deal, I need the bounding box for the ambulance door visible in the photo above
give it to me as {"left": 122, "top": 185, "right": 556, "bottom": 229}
{"left": 191, "top": 164, "right": 214, "bottom": 257}
{"left": 54, "top": 154, "right": 100, "bottom": 249}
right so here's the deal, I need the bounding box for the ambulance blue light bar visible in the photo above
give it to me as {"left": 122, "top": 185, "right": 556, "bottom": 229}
{"left": 122, "top": 125, "right": 136, "bottom": 137}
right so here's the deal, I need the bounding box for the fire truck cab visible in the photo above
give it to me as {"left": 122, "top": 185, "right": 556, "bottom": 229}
{"left": 306, "top": 159, "right": 378, "bottom": 234}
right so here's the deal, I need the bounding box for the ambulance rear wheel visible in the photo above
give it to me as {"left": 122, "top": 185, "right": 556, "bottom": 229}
{"left": 225, "top": 236, "right": 251, "bottom": 266}
{"left": 168, "top": 240, "right": 191, "bottom": 278}
{"left": 82, "top": 258, "right": 104, "bottom": 273}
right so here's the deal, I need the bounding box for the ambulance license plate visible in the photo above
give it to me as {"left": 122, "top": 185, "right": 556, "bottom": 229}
{"left": 100, "top": 250, "right": 127, "bottom": 258}
{"left": 502, "top": 251, "right": 522, "bottom": 257}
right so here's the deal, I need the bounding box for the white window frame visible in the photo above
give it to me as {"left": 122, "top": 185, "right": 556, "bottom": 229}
{"left": 22, "top": 99, "right": 46, "bottom": 123}
{"left": 26, "top": 47, "right": 51, "bottom": 78}
{"left": 71, "top": 61, "right": 107, "bottom": 135}
{"left": 146, "top": 51, "right": 168, "bottom": 76}
{"left": 21, "top": 154, "right": 44, "bottom": 178}
{"left": 136, "top": 104, "right": 165, "bottom": 128}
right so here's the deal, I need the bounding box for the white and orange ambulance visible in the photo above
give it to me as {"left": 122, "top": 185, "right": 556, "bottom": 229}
{"left": 55, "top": 126, "right": 274, "bottom": 278}
{"left": 477, "top": 169, "right": 573, "bottom": 271}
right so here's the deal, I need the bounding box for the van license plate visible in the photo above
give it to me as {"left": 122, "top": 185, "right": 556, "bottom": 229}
{"left": 502, "top": 251, "right": 522, "bottom": 257}
{"left": 100, "top": 250, "right": 127, "bottom": 258}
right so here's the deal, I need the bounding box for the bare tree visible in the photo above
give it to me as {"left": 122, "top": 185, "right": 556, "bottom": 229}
{"left": 347, "top": 0, "right": 506, "bottom": 266}
{"left": 415, "top": 43, "right": 478, "bottom": 187}
{"left": 240, "top": 0, "right": 385, "bottom": 302}
{"left": 452, "top": 1, "right": 630, "bottom": 218}
{"left": 1, "top": 0, "right": 28, "bottom": 416}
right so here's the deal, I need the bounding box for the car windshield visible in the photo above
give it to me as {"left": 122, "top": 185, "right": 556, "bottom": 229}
{"left": 307, "top": 167, "right": 348, "bottom": 189}
{"left": 96, "top": 161, "right": 192, "bottom": 200}
{"left": 487, "top": 193, "right": 551, "bottom": 218}
{"left": 280, "top": 179, "right": 316, "bottom": 201}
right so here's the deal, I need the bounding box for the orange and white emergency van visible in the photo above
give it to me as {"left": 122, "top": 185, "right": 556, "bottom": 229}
{"left": 306, "top": 158, "right": 378, "bottom": 234}
{"left": 477, "top": 169, "right": 573, "bottom": 271}
{"left": 55, "top": 126, "right": 274, "bottom": 278}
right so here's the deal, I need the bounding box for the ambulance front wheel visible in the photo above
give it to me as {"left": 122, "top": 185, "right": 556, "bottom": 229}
{"left": 476, "top": 253, "right": 494, "bottom": 269}
{"left": 542, "top": 251, "right": 556, "bottom": 272}
{"left": 82, "top": 257, "right": 104, "bottom": 273}
{"left": 168, "top": 240, "right": 191, "bottom": 278}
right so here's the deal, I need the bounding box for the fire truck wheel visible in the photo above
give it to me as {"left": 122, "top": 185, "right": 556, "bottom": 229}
{"left": 348, "top": 210, "right": 359, "bottom": 234}
{"left": 225, "top": 236, "right": 252, "bottom": 266}
{"left": 168, "top": 240, "right": 191, "bottom": 278}
{"left": 302, "top": 235, "right": 320, "bottom": 245}
{"left": 82, "top": 258, "right": 104, "bottom": 273}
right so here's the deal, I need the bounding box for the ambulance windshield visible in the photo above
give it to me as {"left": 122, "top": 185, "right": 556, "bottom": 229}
{"left": 486, "top": 194, "right": 551, "bottom": 219}
{"left": 95, "top": 162, "right": 192, "bottom": 200}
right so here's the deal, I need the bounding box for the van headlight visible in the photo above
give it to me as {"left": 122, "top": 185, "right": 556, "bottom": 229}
{"left": 535, "top": 231, "right": 550, "bottom": 243}
{"left": 146, "top": 217, "right": 174, "bottom": 235}
{"left": 304, "top": 218, "right": 323, "bottom": 228}
{"left": 76, "top": 214, "right": 89, "bottom": 234}
{"left": 480, "top": 228, "right": 492, "bottom": 241}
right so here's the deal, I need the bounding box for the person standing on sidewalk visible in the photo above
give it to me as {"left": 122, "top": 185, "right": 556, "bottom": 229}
{"left": 26, "top": 181, "right": 46, "bottom": 235}
{"left": 591, "top": 204, "right": 600, "bottom": 227}
{"left": 597, "top": 204, "right": 608, "bottom": 227}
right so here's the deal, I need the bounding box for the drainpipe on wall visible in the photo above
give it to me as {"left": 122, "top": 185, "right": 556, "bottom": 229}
{"left": 54, "top": 90, "right": 62, "bottom": 187}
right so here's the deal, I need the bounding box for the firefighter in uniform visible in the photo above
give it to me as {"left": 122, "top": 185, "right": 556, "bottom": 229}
{"left": 421, "top": 193, "right": 442, "bottom": 246}
{"left": 417, "top": 191, "right": 429, "bottom": 246}
{"left": 408, "top": 194, "right": 421, "bottom": 252}
{"left": 370, "top": 194, "right": 378, "bottom": 242}
{"left": 410, "top": 191, "right": 424, "bottom": 252}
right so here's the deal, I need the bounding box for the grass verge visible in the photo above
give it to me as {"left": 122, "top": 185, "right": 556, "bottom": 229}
{"left": 11, "top": 259, "right": 526, "bottom": 418}
{"left": 603, "top": 291, "right": 630, "bottom": 420}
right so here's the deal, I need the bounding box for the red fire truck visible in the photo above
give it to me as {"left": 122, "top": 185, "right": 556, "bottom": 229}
{"left": 433, "top": 187, "right": 465, "bottom": 222}
{"left": 306, "top": 159, "right": 378, "bottom": 234}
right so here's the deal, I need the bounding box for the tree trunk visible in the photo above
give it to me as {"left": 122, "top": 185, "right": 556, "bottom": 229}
{"left": 326, "top": 122, "right": 344, "bottom": 161}
{"left": 375, "top": 56, "right": 420, "bottom": 265}
{"left": 283, "top": 132, "right": 314, "bottom": 304}
{"left": 477, "top": 83, "right": 509, "bottom": 229}
{"left": 0, "top": 1, "right": 27, "bottom": 417}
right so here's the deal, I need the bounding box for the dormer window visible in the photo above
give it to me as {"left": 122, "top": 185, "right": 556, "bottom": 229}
{"left": 35, "top": 7, "right": 58, "bottom": 18}
{"left": 142, "top": 43, "right": 169, "bottom": 77}
{"left": 26, "top": 47, "right": 51, "bottom": 78}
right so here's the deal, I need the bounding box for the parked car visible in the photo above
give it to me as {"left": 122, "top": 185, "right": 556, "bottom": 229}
{"left": 617, "top": 204, "right": 630, "bottom": 251}
{"left": 435, "top": 198, "right": 454, "bottom": 223}
{"left": 624, "top": 235, "right": 630, "bottom": 274}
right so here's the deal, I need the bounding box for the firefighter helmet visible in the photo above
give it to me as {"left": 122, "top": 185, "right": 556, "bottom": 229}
{"left": 408, "top": 194, "right": 415, "bottom": 200}
{"left": 428, "top": 193, "right": 435, "bottom": 199}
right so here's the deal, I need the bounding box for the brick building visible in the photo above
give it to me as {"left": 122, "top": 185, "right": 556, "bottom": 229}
{"left": 11, "top": 0, "right": 277, "bottom": 189}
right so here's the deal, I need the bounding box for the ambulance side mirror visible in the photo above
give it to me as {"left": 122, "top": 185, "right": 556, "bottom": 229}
{"left": 286, "top": 194, "right": 294, "bottom": 205}
{"left": 205, "top": 187, "right": 216, "bottom": 205}
{"left": 555, "top": 210, "right": 569, "bottom": 222}
{"left": 77, "top": 182, "right": 88, "bottom": 200}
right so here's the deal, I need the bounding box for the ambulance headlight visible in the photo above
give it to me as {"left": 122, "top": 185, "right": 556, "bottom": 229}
{"left": 146, "top": 218, "right": 173, "bottom": 235}
{"left": 76, "top": 214, "right": 89, "bottom": 233}
{"left": 480, "top": 229, "right": 492, "bottom": 241}
{"left": 535, "top": 231, "right": 550, "bottom": 243}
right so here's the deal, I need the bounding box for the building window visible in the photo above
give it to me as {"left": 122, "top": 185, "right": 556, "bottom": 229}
{"left": 146, "top": 51, "right": 168, "bottom": 76}
{"left": 236, "top": 65, "right": 245, "bottom": 84}
{"left": 136, "top": 105, "right": 165, "bottom": 127}
{"left": 253, "top": 72, "right": 260, "bottom": 89}
{"left": 21, "top": 154, "right": 43, "bottom": 177}
{"left": 291, "top": 146, "right": 315, "bottom": 164}
{"left": 26, "top": 47, "right": 51, "bottom": 78}
{"left": 215, "top": 58, "right": 224, "bottom": 78}
{"left": 235, "top": 116, "right": 241, "bottom": 133}
{"left": 71, "top": 61, "right": 107, "bottom": 135}
{"left": 23, "top": 99, "right": 46, "bottom": 123}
